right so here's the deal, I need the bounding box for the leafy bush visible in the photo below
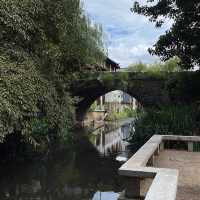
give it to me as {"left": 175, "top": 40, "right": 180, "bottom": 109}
{"left": 166, "top": 72, "right": 200, "bottom": 104}
{"left": 129, "top": 105, "right": 200, "bottom": 150}
{"left": 0, "top": 58, "right": 75, "bottom": 146}
{"left": 0, "top": 0, "right": 106, "bottom": 150}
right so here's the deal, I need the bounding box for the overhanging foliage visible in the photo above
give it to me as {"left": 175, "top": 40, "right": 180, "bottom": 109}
{"left": 131, "top": 0, "right": 200, "bottom": 69}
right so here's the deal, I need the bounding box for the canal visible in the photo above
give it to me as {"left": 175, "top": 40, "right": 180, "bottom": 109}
{"left": 0, "top": 118, "right": 135, "bottom": 200}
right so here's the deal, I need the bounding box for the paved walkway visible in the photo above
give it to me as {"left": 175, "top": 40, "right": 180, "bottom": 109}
{"left": 155, "top": 150, "right": 200, "bottom": 200}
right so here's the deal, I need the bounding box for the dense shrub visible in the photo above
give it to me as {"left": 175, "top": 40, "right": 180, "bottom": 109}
{"left": 0, "top": 56, "right": 75, "bottom": 146}
{"left": 166, "top": 72, "right": 200, "bottom": 104}
{"left": 129, "top": 105, "right": 200, "bottom": 150}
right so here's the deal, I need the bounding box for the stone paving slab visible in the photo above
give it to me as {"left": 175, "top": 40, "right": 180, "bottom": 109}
{"left": 155, "top": 150, "right": 200, "bottom": 200}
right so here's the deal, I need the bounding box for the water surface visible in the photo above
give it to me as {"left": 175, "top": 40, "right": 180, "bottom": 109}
{"left": 0, "top": 118, "right": 135, "bottom": 200}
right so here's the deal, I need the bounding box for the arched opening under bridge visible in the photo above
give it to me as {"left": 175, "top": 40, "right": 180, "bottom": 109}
{"left": 82, "top": 90, "right": 143, "bottom": 127}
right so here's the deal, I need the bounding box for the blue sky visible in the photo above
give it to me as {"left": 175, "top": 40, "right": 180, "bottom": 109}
{"left": 82, "top": 0, "right": 172, "bottom": 67}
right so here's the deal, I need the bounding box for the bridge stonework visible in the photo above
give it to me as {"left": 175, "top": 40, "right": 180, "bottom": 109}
{"left": 70, "top": 72, "right": 173, "bottom": 121}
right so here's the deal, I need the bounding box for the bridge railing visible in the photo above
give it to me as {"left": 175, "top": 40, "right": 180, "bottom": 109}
{"left": 118, "top": 134, "right": 200, "bottom": 200}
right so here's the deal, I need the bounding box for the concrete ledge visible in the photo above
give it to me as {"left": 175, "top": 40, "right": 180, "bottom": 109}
{"left": 119, "top": 134, "right": 200, "bottom": 200}
{"left": 145, "top": 169, "right": 178, "bottom": 200}
{"left": 162, "top": 135, "right": 200, "bottom": 142}
{"left": 120, "top": 135, "right": 162, "bottom": 169}
{"left": 119, "top": 167, "right": 157, "bottom": 178}
{"left": 119, "top": 135, "right": 189, "bottom": 200}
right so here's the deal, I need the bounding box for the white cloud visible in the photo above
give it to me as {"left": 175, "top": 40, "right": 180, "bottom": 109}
{"left": 82, "top": 0, "right": 172, "bottom": 67}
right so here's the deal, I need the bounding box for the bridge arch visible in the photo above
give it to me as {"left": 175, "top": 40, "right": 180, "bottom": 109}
{"left": 70, "top": 72, "right": 170, "bottom": 121}
{"left": 77, "top": 89, "right": 142, "bottom": 122}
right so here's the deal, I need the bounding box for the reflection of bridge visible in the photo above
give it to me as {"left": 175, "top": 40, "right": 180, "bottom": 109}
{"left": 94, "top": 127, "right": 124, "bottom": 155}
{"left": 92, "top": 122, "right": 132, "bottom": 156}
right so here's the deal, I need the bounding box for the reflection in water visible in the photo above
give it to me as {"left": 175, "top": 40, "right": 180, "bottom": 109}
{"left": 91, "top": 119, "right": 134, "bottom": 162}
{"left": 93, "top": 191, "right": 119, "bottom": 200}
{"left": 0, "top": 119, "right": 134, "bottom": 200}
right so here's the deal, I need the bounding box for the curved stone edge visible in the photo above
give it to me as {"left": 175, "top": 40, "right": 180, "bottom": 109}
{"left": 118, "top": 134, "right": 200, "bottom": 200}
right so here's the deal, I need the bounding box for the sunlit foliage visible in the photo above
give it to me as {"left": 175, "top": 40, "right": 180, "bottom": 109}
{"left": 127, "top": 57, "right": 181, "bottom": 73}
{"left": 0, "top": 0, "right": 106, "bottom": 147}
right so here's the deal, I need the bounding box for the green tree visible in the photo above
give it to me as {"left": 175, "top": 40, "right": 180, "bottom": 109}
{"left": 163, "top": 57, "right": 181, "bottom": 72}
{"left": 0, "top": 0, "right": 106, "bottom": 147}
{"left": 128, "top": 57, "right": 181, "bottom": 73}
{"left": 131, "top": 0, "right": 200, "bottom": 69}
{"left": 127, "top": 62, "right": 147, "bottom": 72}
{"left": 0, "top": 0, "right": 106, "bottom": 74}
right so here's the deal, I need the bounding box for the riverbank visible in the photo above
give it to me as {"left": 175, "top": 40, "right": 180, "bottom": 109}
{"left": 105, "top": 108, "right": 137, "bottom": 121}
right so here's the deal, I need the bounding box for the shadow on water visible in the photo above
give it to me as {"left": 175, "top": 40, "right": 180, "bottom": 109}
{"left": 0, "top": 118, "right": 135, "bottom": 200}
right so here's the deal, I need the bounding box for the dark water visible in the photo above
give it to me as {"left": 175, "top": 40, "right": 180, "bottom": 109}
{"left": 0, "top": 119, "right": 134, "bottom": 200}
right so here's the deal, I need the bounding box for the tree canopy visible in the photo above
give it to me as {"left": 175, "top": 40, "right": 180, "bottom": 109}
{"left": 0, "top": 0, "right": 106, "bottom": 145}
{"left": 131, "top": 0, "right": 200, "bottom": 69}
{"left": 128, "top": 57, "right": 181, "bottom": 73}
{"left": 0, "top": 0, "right": 106, "bottom": 73}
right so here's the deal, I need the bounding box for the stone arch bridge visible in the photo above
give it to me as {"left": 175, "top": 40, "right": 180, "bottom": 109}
{"left": 70, "top": 71, "right": 196, "bottom": 121}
